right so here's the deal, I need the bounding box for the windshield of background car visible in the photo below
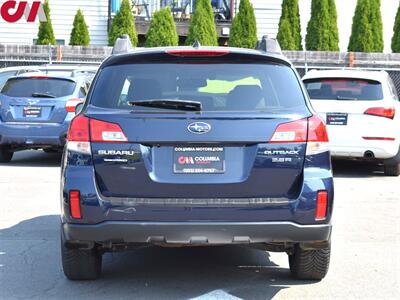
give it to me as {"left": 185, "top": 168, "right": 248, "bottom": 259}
{"left": 90, "top": 63, "right": 308, "bottom": 114}
{"left": 304, "top": 78, "right": 384, "bottom": 100}
{"left": 1, "top": 78, "right": 76, "bottom": 98}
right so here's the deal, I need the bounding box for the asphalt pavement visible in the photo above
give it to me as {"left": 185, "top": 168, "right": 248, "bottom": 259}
{"left": 0, "top": 150, "right": 399, "bottom": 299}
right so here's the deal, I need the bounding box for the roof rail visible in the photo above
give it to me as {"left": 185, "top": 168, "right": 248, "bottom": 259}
{"left": 256, "top": 36, "right": 282, "bottom": 55}
{"left": 112, "top": 34, "right": 133, "bottom": 55}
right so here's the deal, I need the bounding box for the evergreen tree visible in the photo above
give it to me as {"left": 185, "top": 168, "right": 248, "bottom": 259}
{"left": 369, "top": 0, "right": 384, "bottom": 52}
{"left": 277, "top": 0, "right": 302, "bottom": 50}
{"left": 348, "top": 0, "right": 374, "bottom": 52}
{"left": 305, "top": 0, "right": 332, "bottom": 51}
{"left": 327, "top": 0, "right": 339, "bottom": 51}
{"left": 146, "top": 8, "right": 178, "bottom": 47}
{"left": 186, "top": 0, "right": 218, "bottom": 46}
{"left": 277, "top": 19, "right": 296, "bottom": 50}
{"left": 69, "top": 9, "right": 90, "bottom": 46}
{"left": 37, "top": 0, "right": 56, "bottom": 45}
{"left": 108, "top": 0, "right": 138, "bottom": 46}
{"left": 228, "top": 0, "right": 258, "bottom": 49}
{"left": 392, "top": 1, "right": 400, "bottom": 53}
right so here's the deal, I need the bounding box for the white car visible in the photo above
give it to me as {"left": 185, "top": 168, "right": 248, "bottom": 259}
{"left": 303, "top": 69, "right": 400, "bottom": 176}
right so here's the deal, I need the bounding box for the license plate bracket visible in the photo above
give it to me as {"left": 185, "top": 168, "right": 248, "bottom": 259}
{"left": 173, "top": 146, "right": 225, "bottom": 174}
{"left": 23, "top": 106, "right": 42, "bottom": 118}
{"left": 326, "top": 113, "right": 348, "bottom": 125}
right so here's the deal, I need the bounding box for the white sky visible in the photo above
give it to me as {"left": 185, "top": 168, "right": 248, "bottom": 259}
{"left": 298, "top": 0, "right": 399, "bottom": 52}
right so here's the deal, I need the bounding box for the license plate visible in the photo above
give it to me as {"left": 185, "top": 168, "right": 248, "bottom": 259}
{"left": 173, "top": 146, "right": 225, "bottom": 174}
{"left": 23, "top": 106, "right": 42, "bottom": 118}
{"left": 326, "top": 113, "right": 348, "bottom": 125}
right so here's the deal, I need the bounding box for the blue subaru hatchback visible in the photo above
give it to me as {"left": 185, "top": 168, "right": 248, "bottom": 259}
{"left": 61, "top": 37, "right": 334, "bottom": 281}
{"left": 0, "top": 74, "right": 90, "bottom": 161}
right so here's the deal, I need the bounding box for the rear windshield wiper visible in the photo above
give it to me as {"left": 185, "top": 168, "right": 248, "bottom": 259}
{"left": 128, "top": 99, "right": 202, "bottom": 112}
{"left": 336, "top": 96, "right": 357, "bottom": 101}
{"left": 31, "top": 92, "right": 56, "bottom": 98}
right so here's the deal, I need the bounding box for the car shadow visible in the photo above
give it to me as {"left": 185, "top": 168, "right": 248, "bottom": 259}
{"left": 0, "top": 215, "right": 318, "bottom": 299}
{"left": 0, "top": 150, "right": 62, "bottom": 168}
{"left": 332, "top": 159, "right": 385, "bottom": 178}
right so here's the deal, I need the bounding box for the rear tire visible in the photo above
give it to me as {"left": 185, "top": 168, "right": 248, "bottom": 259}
{"left": 61, "top": 235, "right": 102, "bottom": 280}
{"left": 0, "top": 147, "right": 13, "bottom": 163}
{"left": 383, "top": 162, "right": 400, "bottom": 176}
{"left": 289, "top": 244, "right": 331, "bottom": 280}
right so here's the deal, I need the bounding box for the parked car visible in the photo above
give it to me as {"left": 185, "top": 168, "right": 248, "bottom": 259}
{"left": 0, "top": 74, "right": 92, "bottom": 162}
{"left": 303, "top": 69, "right": 400, "bottom": 176}
{"left": 0, "top": 66, "right": 41, "bottom": 89}
{"left": 60, "top": 37, "right": 333, "bottom": 281}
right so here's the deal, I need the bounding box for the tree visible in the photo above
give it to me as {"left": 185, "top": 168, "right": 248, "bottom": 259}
{"left": 108, "top": 0, "right": 138, "bottom": 46}
{"left": 36, "top": 0, "right": 56, "bottom": 45}
{"left": 146, "top": 8, "right": 178, "bottom": 47}
{"left": 228, "top": 0, "right": 258, "bottom": 49}
{"left": 186, "top": 0, "right": 218, "bottom": 46}
{"left": 348, "top": 0, "right": 374, "bottom": 52}
{"left": 277, "top": 19, "right": 296, "bottom": 50}
{"left": 327, "top": 0, "right": 339, "bottom": 51}
{"left": 369, "top": 0, "right": 384, "bottom": 52}
{"left": 69, "top": 9, "right": 90, "bottom": 46}
{"left": 305, "top": 0, "right": 332, "bottom": 51}
{"left": 277, "top": 0, "right": 302, "bottom": 50}
{"left": 392, "top": 1, "right": 400, "bottom": 52}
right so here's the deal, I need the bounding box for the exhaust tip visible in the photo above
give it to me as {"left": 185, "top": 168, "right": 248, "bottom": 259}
{"left": 364, "top": 151, "right": 375, "bottom": 159}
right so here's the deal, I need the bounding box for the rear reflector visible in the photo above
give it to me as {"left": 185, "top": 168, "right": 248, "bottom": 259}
{"left": 69, "top": 190, "right": 81, "bottom": 219}
{"left": 315, "top": 191, "right": 328, "bottom": 220}
{"left": 166, "top": 49, "right": 230, "bottom": 57}
{"left": 362, "top": 137, "right": 395, "bottom": 141}
{"left": 364, "top": 107, "right": 395, "bottom": 119}
{"left": 90, "top": 119, "right": 128, "bottom": 143}
{"left": 65, "top": 98, "right": 82, "bottom": 113}
{"left": 269, "top": 118, "right": 308, "bottom": 143}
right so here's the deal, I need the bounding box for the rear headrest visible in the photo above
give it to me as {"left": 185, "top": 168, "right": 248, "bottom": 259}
{"left": 127, "top": 79, "right": 162, "bottom": 101}
{"left": 226, "top": 85, "right": 264, "bottom": 110}
{"left": 360, "top": 85, "right": 382, "bottom": 100}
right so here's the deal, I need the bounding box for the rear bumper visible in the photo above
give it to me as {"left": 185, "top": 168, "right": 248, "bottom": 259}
{"left": 62, "top": 221, "right": 332, "bottom": 244}
{"left": 0, "top": 122, "right": 68, "bottom": 147}
{"left": 329, "top": 142, "right": 400, "bottom": 160}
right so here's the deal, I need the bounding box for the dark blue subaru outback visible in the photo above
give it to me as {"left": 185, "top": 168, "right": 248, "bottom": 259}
{"left": 61, "top": 37, "right": 333, "bottom": 281}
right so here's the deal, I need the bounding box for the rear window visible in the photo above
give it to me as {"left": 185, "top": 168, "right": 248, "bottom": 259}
{"left": 1, "top": 78, "right": 76, "bottom": 98}
{"left": 90, "top": 63, "right": 308, "bottom": 114}
{"left": 304, "top": 78, "right": 384, "bottom": 100}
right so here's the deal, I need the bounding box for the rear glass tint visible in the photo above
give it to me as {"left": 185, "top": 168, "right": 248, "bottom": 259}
{"left": 304, "top": 78, "right": 384, "bottom": 100}
{"left": 1, "top": 78, "right": 76, "bottom": 98}
{"left": 90, "top": 63, "right": 308, "bottom": 114}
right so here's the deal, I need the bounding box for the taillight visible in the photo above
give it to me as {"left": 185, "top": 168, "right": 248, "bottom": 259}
{"left": 65, "top": 98, "right": 82, "bottom": 113}
{"left": 166, "top": 49, "right": 230, "bottom": 57}
{"left": 269, "top": 116, "right": 329, "bottom": 155}
{"left": 306, "top": 115, "right": 329, "bottom": 155}
{"left": 269, "top": 119, "right": 308, "bottom": 143}
{"left": 67, "top": 115, "right": 91, "bottom": 154}
{"left": 90, "top": 119, "right": 127, "bottom": 143}
{"left": 69, "top": 190, "right": 82, "bottom": 219}
{"left": 315, "top": 190, "right": 328, "bottom": 220}
{"left": 364, "top": 107, "right": 395, "bottom": 119}
{"left": 67, "top": 116, "right": 128, "bottom": 153}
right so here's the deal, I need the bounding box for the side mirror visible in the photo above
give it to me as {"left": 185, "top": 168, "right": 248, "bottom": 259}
{"left": 75, "top": 102, "right": 84, "bottom": 115}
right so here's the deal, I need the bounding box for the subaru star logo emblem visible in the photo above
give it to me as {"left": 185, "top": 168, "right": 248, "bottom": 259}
{"left": 187, "top": 122, "right": 211, "bottom": 134}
